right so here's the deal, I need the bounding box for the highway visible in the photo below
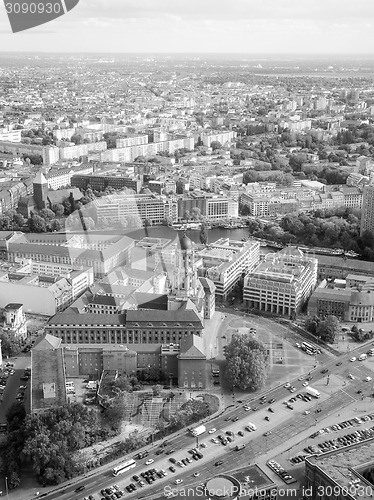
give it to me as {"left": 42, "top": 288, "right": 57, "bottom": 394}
{"left": 42, "top": 340, "right": 374, "bottom": 500}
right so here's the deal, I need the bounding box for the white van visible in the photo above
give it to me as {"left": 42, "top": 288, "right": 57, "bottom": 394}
{"left": 359, "top": 353, "right": 367, "bottom": 361}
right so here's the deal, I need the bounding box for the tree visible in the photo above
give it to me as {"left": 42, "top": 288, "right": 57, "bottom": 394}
{"left": 51, "top": 203, "right": 65, "bottom": 217}
{"left": 49, "top": 219, "right": 62, "bottom": 232}
{"left": 162, "top": 216, "right": 173, "bottom": 227}
{"left": 28, "top": 215, "right": 46, "bottom": 233}
{"left": 316, "top": 315, "right": 339, "bottom": 343}
{"left": 200, "top": 222, "right": 209, "bottom": 245}
{"left": 39, "top": 208, "right": 55, "bottom": 220}
{"left": 305, "top": 316, "right": 320, "bottom": 335}
{"left": 210, "top": 141, "right": 222, "bottom": 151}
{"left": 176, "top": 179, "right": 184, "bottom": 194}
{"left": 143, "top": 218, "right": 152, "bottom": 227}
{"left": 70, "top": 134, "right": 82, "bottom": 145}
{"left": 0, "top": 331, "right": 22, "bottom": 357}
{"left": 191, "top": 207, "right": 201, "bottom": 221}
{"left": 224, "top": 334, "right": 269, "bottom": 391}
{"left": 126, "top": 215, "right": 143, "bottom": 229}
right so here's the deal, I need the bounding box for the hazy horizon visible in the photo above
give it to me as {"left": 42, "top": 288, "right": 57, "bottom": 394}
{"left": 0, "top": 0, "right": 373, "bottom": 54}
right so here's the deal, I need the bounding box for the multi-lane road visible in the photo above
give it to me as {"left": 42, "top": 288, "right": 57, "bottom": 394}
{"left": 43, "top": 341, "right": 374, "bottom": 500}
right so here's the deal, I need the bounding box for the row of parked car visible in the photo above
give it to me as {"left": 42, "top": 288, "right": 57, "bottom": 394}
{"left": 305, "top": 427, "right": 374, "bottom": 456}
{"left": 99, "top": 484, "right": 124, "bottom": 499}
{"left": 267, "top": 460, "right": 297, "bottom": 485}
{"left": 169, "top": 448, "right": 204, "bottom": 473}
{"left": 310, "top": 414, "right": 374, "bottom": 439}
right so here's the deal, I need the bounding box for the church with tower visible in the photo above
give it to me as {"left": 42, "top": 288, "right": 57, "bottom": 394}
{"left": 168, "top": 233, "right": 215, "bottom": 321}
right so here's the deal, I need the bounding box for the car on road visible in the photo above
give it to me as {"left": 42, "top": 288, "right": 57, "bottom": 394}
{"left": 302, "top": 382, "right": 309, "bottom": 387}
{"left": 215, "top": 460, "right": 223, "bottom": 466}
{"left": 75, "top": 485, "right": 85, "bottom": 492}
{"left": 145, "top": 459, "right": 154, "bottom": 465}
{"left": 19, "top": 386, "right": 27, "bottom": 390}
{"left": 264, "top": 416, "right": 270, "bottom": 421}
{"left": 232, "top": 416, "right": 239, "bottom": 422}
{"left": 349, "top": 374, "right": 355, "bottom": 380}
{"left": 263, "top": 431, "right": 272, "bottom": 436}
{"left": 193, "top": 472, "right": 200, "bottom": 477}
{"left": 284, "top": 383, "right": 291, "bottom": 388}
{"left": 336, "top": 362, "right": 342, "bottom": 366}
{"left": 296, "top": 343, "right": 301, "bottom": 348}
{"left": 208, "top": 428, "right": 216, "bottom": 434}
{"left": 290, "top": 387, "right": 296, "bottom": 393}
{"left": 169, "top": 466, "right": 176, "bottom": 473}
{"left": 268, "top": 398, "right": 275, "bottom": 404}
{"left": 224, "top": 417, "right": 231, "bottom": 421}
{"left": 268, "top": 407, "right": 274, "bottom": 413}
{"left": 303, "top": 410, "right": 310, "bottom": 415}
{"left": 244, "top": 406, "right": 251, "bottom": 411}
{"left": 238, "top": 431, "right": 244, "bottom": 437}
{"left": 252, "top": 407, "right": 258, "bottom": 411}
{"left": 350, "top": 357, "right": 357, "bottom": 362}
{"left": 321, "top": 369, "right": 328, "bottom": 374}
{"left": 365, "top": 377, "right": 372, "bottom": 382}
{"left": 166, "top": 449, "right": 175, "bottom": 455}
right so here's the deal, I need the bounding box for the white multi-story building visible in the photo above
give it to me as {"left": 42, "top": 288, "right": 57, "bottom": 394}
{"left": 98, "top": 137, "right": 194, "bottom": 163}
{"left": 0, "top": 128, "right": 22, "bottom": 143}
{"left": 244, "top": 247, "right": 317, "bottom": 316}
{"left": 116, "top": 135, "right": 149, "bottom": 148}
{"left": 201, "top": 131, "right": 237, "bottom": 147}
{"left": 93, "top": 194, "right": 177, "bottom": 225}
{"left": 201, "top": 238, "right": 260, "bottom": 301}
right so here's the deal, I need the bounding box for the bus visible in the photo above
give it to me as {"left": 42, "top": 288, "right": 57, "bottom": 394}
{"left": 302, "top": 342, "right": 319, "bottom": 355}
{"left": 112, "top": 459, "right": 136, "bottom": 476}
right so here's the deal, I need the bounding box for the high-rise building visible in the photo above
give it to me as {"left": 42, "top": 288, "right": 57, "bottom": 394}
{"left": 360, "top": 185, "right": 374, "bottom": 235}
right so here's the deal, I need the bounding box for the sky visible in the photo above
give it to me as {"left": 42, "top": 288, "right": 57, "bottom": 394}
{"left": 0, "top": 0, "right": 374, "bottom": 54}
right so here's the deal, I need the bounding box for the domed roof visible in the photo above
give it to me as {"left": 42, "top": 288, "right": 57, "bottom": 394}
{"left": 180, "top": 233, "right": 193, "bottom": 251}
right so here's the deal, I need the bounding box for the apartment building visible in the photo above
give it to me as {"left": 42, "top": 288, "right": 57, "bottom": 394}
{"left": 200, "top": 130, "right": 237, "bottom": 147}
{"left": 360, "top": 185, "right": 374, "bottom": 235}
{"left": 0, "top": 141, "right": 60, "bottom": 164}
{"left": 93, "top": 194, "right": 177, "bottom": 225}
{"left": 116, "top": 135, "right": 149, "bottom": 148}
{"left": 0, "top": 128, "right": 22, "bottom": 143}
{"left": 201, "top": 238, "right": 260, "bottom": 301}
{"left": 98, "top": 137, "right": 194, "bottom": 163}
{"left": 244, "top": 247, "right": 317, "bottom": 316}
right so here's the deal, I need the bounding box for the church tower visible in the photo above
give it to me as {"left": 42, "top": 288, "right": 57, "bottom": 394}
{"left": 33, "top": 171, "right": 48, "bottom": 210}
{"left": 173, "top": 233, "right": 199, "bottom": 298}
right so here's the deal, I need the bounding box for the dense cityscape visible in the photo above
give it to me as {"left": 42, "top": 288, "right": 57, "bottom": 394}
{"left": 1, "top": 19, "right": 374, "bottom": 500}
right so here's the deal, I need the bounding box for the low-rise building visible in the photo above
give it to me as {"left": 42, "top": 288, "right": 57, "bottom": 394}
{"left": 307, "top": 277, "right": 374, "bottom": 322}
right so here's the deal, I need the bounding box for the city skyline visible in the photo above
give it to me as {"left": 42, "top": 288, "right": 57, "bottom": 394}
{"left": 0, "top": 0, "right": 373, "bottom": 54}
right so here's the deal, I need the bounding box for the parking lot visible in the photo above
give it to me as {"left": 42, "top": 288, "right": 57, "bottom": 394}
{"left": 0, "top": 354, "right": 31, "bottom": 423}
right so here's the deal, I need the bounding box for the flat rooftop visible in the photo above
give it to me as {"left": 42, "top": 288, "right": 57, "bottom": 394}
{"left": 31, "top": 348, "right": 67, "bottom": 412}
{"left": 306, "top": 441, "right": 374, "bottom": 500}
